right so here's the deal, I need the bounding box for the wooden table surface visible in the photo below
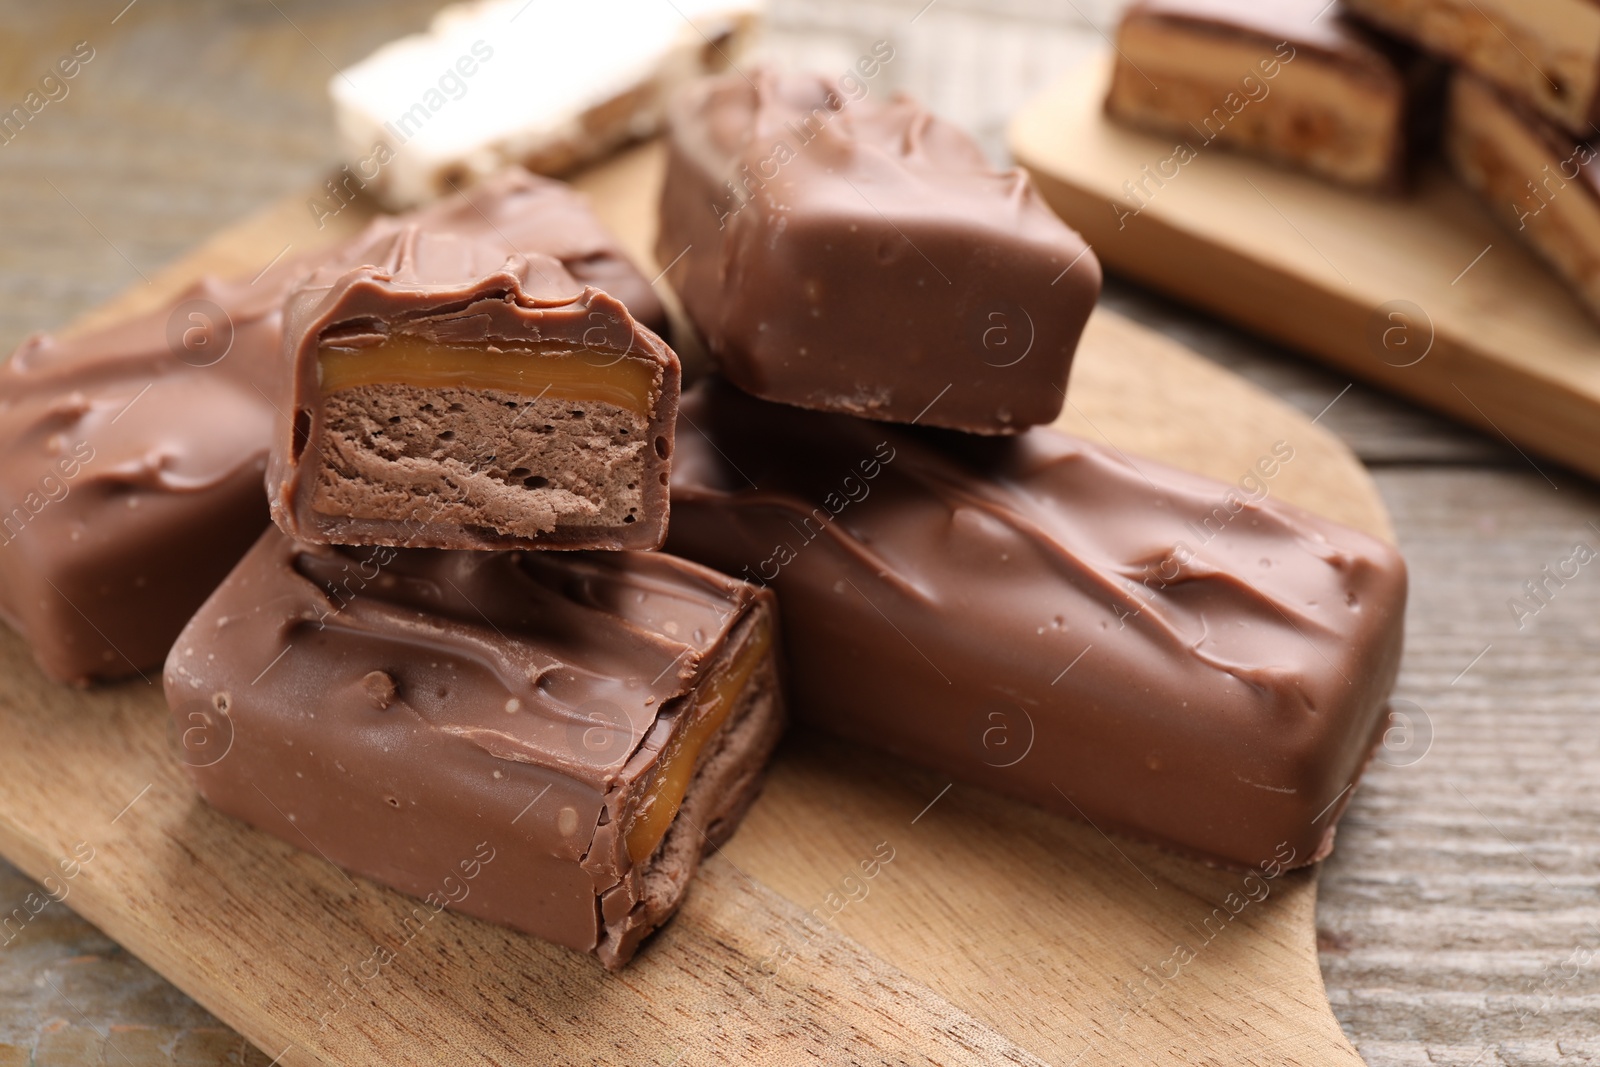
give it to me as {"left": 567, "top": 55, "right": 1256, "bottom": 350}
{"left": 1, "top": 2, "right": 1596, "bottom": 1065}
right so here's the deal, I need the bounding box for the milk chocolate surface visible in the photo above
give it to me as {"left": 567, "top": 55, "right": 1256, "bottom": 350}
{"left": 667, "top": 379, "right": 1408, "bottom": 869}
{"left": 1445, "top": 72, "right": 1600, "bottom": 320}
{"left": 267, "top": 221, "right": 680, "bottom": 552}
{"left": 1105, "top": 0, "right": 1434, "bottom": 191}
{"left": 406, "top": 169, "right": 666, "bottom": 333}
{"left": 166, "top": 526, "right": 783, "bottom": 969}
{"left": 657, "top": 68, "right": 1101, "bottom": 434}
{"left": 0, "top": 257, "right": 316, "bottom": 686}
{"left": 1344, "top": 0, "right": 1600, "bottom": 137}
{"left": 0, "top": 168, "right": 661, "bottom": 685}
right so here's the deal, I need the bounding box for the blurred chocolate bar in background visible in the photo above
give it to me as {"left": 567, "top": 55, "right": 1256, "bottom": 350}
{"left": 1106, "top": 0, "right": 1442, "bottom": 191}
{"left": 1344, "top": 0, "right": 1600, "bottom": 137}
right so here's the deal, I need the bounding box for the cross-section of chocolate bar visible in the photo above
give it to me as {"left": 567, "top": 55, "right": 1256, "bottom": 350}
{"left": 409, "top": 169, "right": 666, "bottom": 332}
{"left": 267, "top": 222, "right": 680, "bottom": 552}
{"left": 1445, "top": 72, "right": 1600, "bottom": 320}
{"left": 1345, "top": 0, "right": 1600, "bottom": 138}
{"left": 1105, "top": 0, "right": 1440, "bottom": 191}
{"left": 0, "top": 258, "right": 315, "bottom": 687}
{"left": 165, "top": 526, "right": 783, "bottom": 969}
{"left": 657, "top": 68, "right": 1101, "bottom": 435}
{"left": 666, "top": 378, "right": 1408, "bottom": 870}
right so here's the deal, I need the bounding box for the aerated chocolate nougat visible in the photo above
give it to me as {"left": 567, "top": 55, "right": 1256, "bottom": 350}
{"left": 267, "top": 224, "right": 681, "bottom": 552}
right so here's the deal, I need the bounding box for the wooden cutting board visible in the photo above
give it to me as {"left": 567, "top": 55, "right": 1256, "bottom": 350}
{"left": 0, "top": 142, "right": 1388, "bottom": 1066}
{"left": 1011, "top": 55, "right": 1600, "bottom": 484}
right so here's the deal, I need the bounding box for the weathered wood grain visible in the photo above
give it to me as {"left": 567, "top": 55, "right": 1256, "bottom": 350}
{"left": 1321, "top": 466, "right": 1600, "bottom": 1066}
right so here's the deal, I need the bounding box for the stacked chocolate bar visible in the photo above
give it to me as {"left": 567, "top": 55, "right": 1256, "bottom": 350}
{"left": 2, "top": 172, "right": 784, "bottom": 969}
{"left": 1104, "top": 0, "right": 1600, "bottom": 318}
{"left": 1104, "top": 0, "right": 1441, "bottom": 192}
{"left": 3, "top": 63, "right": 1410, "bottom": 970}
{"left": 172, "top": 190, "right": 788, "bottom": 969}
{"left": 655, "top": 68, "right": 1408, "bottom": 870}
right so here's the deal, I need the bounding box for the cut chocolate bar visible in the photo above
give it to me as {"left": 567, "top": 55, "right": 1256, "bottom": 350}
{"left": 266, "top": 223, "right": 681, "bottom": 551}
{"left": 1445, "top": 72, "right": 1600, "bottom": 320}
{"left": 657, "top": 68, "right": 1101, "bottom": 435}
{"left": 1105, "top": 0, "right": 1434, "bottom": 190}
{"left": 0, "top": 169, "right": 662, "bottom": 685}
{"left": 667, "top": 378, "right": 1408, "bottom": 870}
{"left": 330, "top": 0, "right": 762, "bottom": 210}
{"left": 1344, "top": 0, "right": 1600, "bottom": 137}
{"left": 165, "top": 526, "right": 783, "bottom": 969}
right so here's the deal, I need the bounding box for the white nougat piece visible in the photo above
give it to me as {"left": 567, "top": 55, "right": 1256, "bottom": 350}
{"left": 331, "top": 0, "right": 762, "bottom": 209}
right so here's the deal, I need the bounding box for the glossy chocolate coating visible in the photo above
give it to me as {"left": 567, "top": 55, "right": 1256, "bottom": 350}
{"left": 266, "top": 221, "right": 680, "bottom": 551}
{"left": 657, "top": 68, "right": 1102, "bottom": 434}
{"left": 0, "top": 168, "right": 662, "bottom": 685}
{"left": 0, "top": 259, "right": 311, "bottom": 686}
{"left": 166, "top": 526, "right": 783, "bottom": 969}
{"left": 666, "top": 379, "right": 1408, "bottom": 869}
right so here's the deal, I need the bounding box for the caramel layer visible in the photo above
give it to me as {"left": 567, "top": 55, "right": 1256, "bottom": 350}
{"left": 625, "top": 616, "right": 773, "bottom": 864}
{"left": 318, "top": 337, "right": 658, "bottom": 417}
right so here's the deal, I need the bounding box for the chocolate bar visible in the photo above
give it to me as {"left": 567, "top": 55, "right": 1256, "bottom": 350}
{"left": 1105, "top": 0, "right": 1433, "bottom": 191}
{"left": 165, "top": 526, "right": 783, "bottom": 969}
{"left": 0, "top": 169, "right": 661, "bottom": 685}
{"left": 0, "top": 258, "right": 315, "bottom": 687}
{"left": 657, "top": 68, "right": 1101, "bottom": 435}
{"left": 266, "top": 224, "right": 680, "bottom": 551}
{"left": 1344, "top": 0, "right": 1600, "bottom": 137}
{"left": 330, "top": 0, "right": 761, "bottom": 209}
{"left": 666, "top": 379, "right": 1408, "bottom": 869}
{"left": 1445, "top": 72, "right": 1600, "bottom": 320}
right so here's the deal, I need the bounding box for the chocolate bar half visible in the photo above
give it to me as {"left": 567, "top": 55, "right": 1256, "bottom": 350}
{"left": 657, "top": 68, "right": 1102, "bottom": 435}
{"left": 667, "top": 378, "right": 1408, "bottom": 870}
{"left": 0, "top": 169, "right": 661, "bottom": 685}
{"left": 1445, "top": 72, "right": 1600, "bottom": 320}
{"left": 165, "top": 526, "right": 783, "bottom": 969}
{"left": 1105, "top": 0, "right": 1435, "bottom": 191}
{"left": 266, "top": 222, "right": 680, "bottom": 552}
{"left": 1344, "top": 0, "right": 1600, "bottom": 137}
